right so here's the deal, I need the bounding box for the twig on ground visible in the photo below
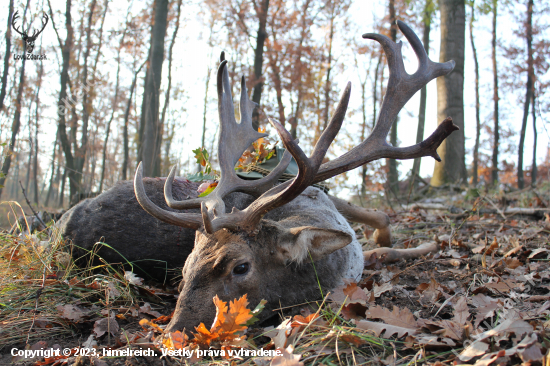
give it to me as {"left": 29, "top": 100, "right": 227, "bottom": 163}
{"left": 18, "top": 181, "right": 51, "bottom": 236}
{"left": 26, "top": 265, "right": 47, "bottom": 345}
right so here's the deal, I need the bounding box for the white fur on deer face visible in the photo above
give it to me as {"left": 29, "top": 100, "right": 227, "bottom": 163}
{"left": 165, "top": 187, "right": 363, "bottom": 333}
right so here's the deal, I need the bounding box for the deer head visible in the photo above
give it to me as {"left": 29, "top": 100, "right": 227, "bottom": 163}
{"left": 134, "top": 22, "right": 459, "bottom": 334}
{"left": 12, "top": 11, "right": 48, "bottom": 54}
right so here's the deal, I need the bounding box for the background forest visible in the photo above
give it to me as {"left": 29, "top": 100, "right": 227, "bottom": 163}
{"left": 0, "top": 0, "right": 549, "bottom": 212}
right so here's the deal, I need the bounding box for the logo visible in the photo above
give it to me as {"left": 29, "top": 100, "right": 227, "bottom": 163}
{"left": 12, "top": 10, "right": 48, "bottom": 60}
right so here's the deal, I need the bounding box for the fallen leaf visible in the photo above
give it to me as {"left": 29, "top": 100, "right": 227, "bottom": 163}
{"left": 365, "top": 305, "right": 417, "bottom": 329}
{"left": 356, "top": 320, "right": 417, "bottom": 338}
{"left": 330, "top": 282, "right": 369, "bottom": 306}
{"left": 452, "top": 296, "right": 470, "bottom": 325}
{"left": 56, "top": 304, "right": 86, "bottom": 322}
{"left": 124, "top": 271, "right": 144, "bottom": 286}
{"left": 93, "top": 316, "right": 119, "bottom": 337}
{"left": 139, "top": 302, "right": 162, "bottom": 318}
{"left": 270, "top": 346, "right": 303, "bottom": 366}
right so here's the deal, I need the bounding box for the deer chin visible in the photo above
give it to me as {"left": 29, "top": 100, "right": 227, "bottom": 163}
{"left": 164, "top": 292, "right": 217, "bottom": 334}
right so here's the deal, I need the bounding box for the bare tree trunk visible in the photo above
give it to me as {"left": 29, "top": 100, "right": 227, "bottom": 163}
{"left": 0, "top": 53, "right": 26, "bottom": 198}
{"left": 251, "top": 0, "right": 270, "bottom": 131}
{"left": 99, "top": 18, "right": 128, "bottom": 192}
{"left": 59, "top": 168, "right": 67, "bottom": 207}
{"left": 33, "top": 61, "right": 44, "bottom": 204}
{"left": 531, "top": 91, "right": 537, "bottom": 186}
{"left": 411, "top": 0, "right": 433, "bottom": 190}
{"left": 322, "top": 1, "right": 335, "bottom": 131}
{"left": 25, "top": 112, "right": 33, "bottom": 193}
{"left": 139, "top": 0, "right": 169, "bottom": 177}
{"left": 518, "top": 0, "right": 533, "bottom": 189}
{"left": 160, "top": 0, "right": 183, "bottom": 175}
{"left": 387, "top": 0, "right": 399, "bottom": 194}
{"left": 0, "top": 0, "right": 13, "bottom": 112}
{"left": 44, "top": 134, "right": 58, "bottom": 207}
{"left": 490, "top": 0, "right": 499, "bottom": 186}
{"left": 372, "top": 52, "right": 382, "bottom": 130}
{"left": 122, "top": 61, "right": 146, "bottom": 181}
{"left": 470, "top": 0, "right": 481, "bottom": 186}
{"left": 431, "top": 0, "right": 467, "bottom": 186}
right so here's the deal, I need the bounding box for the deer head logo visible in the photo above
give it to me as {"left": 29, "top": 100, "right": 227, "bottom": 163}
{"left": 12, "top": 11, "right": 48, "bottom": 54}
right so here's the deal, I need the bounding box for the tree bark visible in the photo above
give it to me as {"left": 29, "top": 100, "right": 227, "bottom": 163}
{"left": 470, "top": 0, "right": 481, "bottom": 186}
{"left": 490, "top": 0, "right": 499, "bottom": 185}
{"left": 0, "top": 51, "right": 26, "bottom": 198}
{"left": 139, "top": 0, "right": 169, "bottom": 177}
{"left": 122, "top": 61, "right": 146, "bottom": 181}
{"left": 160, "top": 0, "right": 183, "bottom": 175}
{"left": 431, "top": 0, "right": 467, "bottom": 186}
{"left": 518, "top": 0, "right": 533, "bottom": 189}
{"left": 411, "top": 0, "right": 433, "bottom": 190}
{"left": 0, "top": 0, "right": 13, "bottom": 112}
{"left": 251, "top": 0, "right": 270, "bottom": 131}
{"left": 387, "top": 0, "right": 399, "bottom": 194}
{"left": 322, "top": 1, "right": 335, "bottom": 132}
{"left": 53, "top": 0, "right": 75, "bottom": 206}
{"left": 44, "top": 134, "right": 58, "bottom": 207}
{"left": 99, "top": 16, "right": 128, "bottom": 192}
{"left": 531, "top": 91, "right": 537, "bottom": 186}
{"left": 33, "top": 61, "right": 44, "bottom": 204}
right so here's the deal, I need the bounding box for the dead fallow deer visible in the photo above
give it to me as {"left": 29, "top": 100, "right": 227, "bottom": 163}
{"left": 133, "top": 21, "right": 459, "bottom": 333}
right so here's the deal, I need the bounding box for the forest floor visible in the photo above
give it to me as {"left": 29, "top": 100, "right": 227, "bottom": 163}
{"left": 1, "top": 183, "right": 550, "bottom": 365}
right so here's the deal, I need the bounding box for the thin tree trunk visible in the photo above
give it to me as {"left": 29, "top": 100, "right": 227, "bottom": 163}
{"left": 139, "top": 0, "right": 169, "bottom": 177}
{"left": 122, "top": 61, "right": 146, "bottom": 181}
{"left": 470, "top": 0, "right": 481, "bottom": 186}
{"left": 44, "top": 134, "right": 58, "bottom": 207}
{"left": 99, "top": 17, "right": 128, "bottom": 192}
{"left": 0, "top": 0, "right": 13, "bottom": 112}
{"left": 33, "top": 61, "right": 43, "bottom": 204}
{"left": 430, "top": 0, "right": 467, "bottom": 186}
{"left": 25, "top": 110, "right": 33, "bottom": 193}
{"left": 159, "top": 0, "right": 183, "bottom": 175}
{"left": 372, "top": 52, "right": 382, "bottom": 130}
{"left": 251, "top": 0, "right": 270, "bottom": 131}
{"left": 59, "top": 168, "right": 67, "bottom": 207}
{"left": 322, "top": 2, "right": 335, "bottom": 131}
{"left": 0, "top": 53, "right": 26, "bottom": 198}
{"left": 531, "top": 91, "right": 537, "bottom": 186}
{"left": 411, "top": 0, "right": 432, "bottom": 190}
{"left": 491, "top": 0, "right": 499, "bottom": 185}
{"left": 387, "top": 0, "right": 399, "bottom": 194}
{"left": 518, "top": 0, "right": 533, "bottom": 189}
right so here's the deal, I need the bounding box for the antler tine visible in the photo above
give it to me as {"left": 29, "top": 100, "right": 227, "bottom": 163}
{"left": 164, "top": 55, "right": 291, "bottom": 218}
{"left": 133, "top": 162, "right": 203, "bottom": 230}
{"left": 203, "top": 83, "right": 352, "bottom": 234}
{"left": 35, "top": 12, "right": 49, "bottom": 36}
{"left": 12, "top": 11, "right": 25, "bottom": 36}
{"left": 313, "top": 21, "right": 458, "bottom": 183}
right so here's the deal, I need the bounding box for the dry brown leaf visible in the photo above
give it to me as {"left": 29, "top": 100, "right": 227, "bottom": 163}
{"left": 459, "top": 340, "right": 490, "bottom": 361}
{"left": 56, "top": 304, "right": 86, "bottom": 322}
{"left": 471, "top": 294, "right": 501, "bottom": 327}
{"left": 330, "top": 282, "right": 369, "bottom": 306}
{"left": 340, "top": 334, "right": 366, "bottom": 346}
{"left": 93, "top": 316, "right": 119, "bottom": 337}
{"left": 365, "top": 305, "right": 417, "bottom": 329}
{"left": 356, "top": 320, "right": 417, "bottom": 338}
{"left": 270, "top": 346, "right": 303, "bottom": 366}
{"left": 139, "top": 302, "right": 162, "bottom": 318}
{"left": 452, "top": 296, "right": 470, "bottom": 325}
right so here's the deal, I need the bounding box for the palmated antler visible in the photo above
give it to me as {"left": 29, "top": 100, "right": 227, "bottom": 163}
{"left": 134, "top": 21, "right": 459, "bottom": 235}
{"left": 134, "top": 52, "right": 292, "bottom": 231}
{"left": 315, "top": 20, "right": 458, "bottom": 182}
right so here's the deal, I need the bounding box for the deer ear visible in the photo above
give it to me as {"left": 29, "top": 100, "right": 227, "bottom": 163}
{"left": 277, "top": 226, "right": 353, "bottom": 263}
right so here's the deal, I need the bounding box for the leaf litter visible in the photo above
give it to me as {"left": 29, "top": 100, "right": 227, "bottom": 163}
{"left": 2, "top": 187, "right": 550, "bottom": 365}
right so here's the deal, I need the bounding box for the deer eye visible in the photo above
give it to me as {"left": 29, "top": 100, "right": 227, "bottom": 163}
{"left": 232, "top": 263, "right": 250, "bottom": 275}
